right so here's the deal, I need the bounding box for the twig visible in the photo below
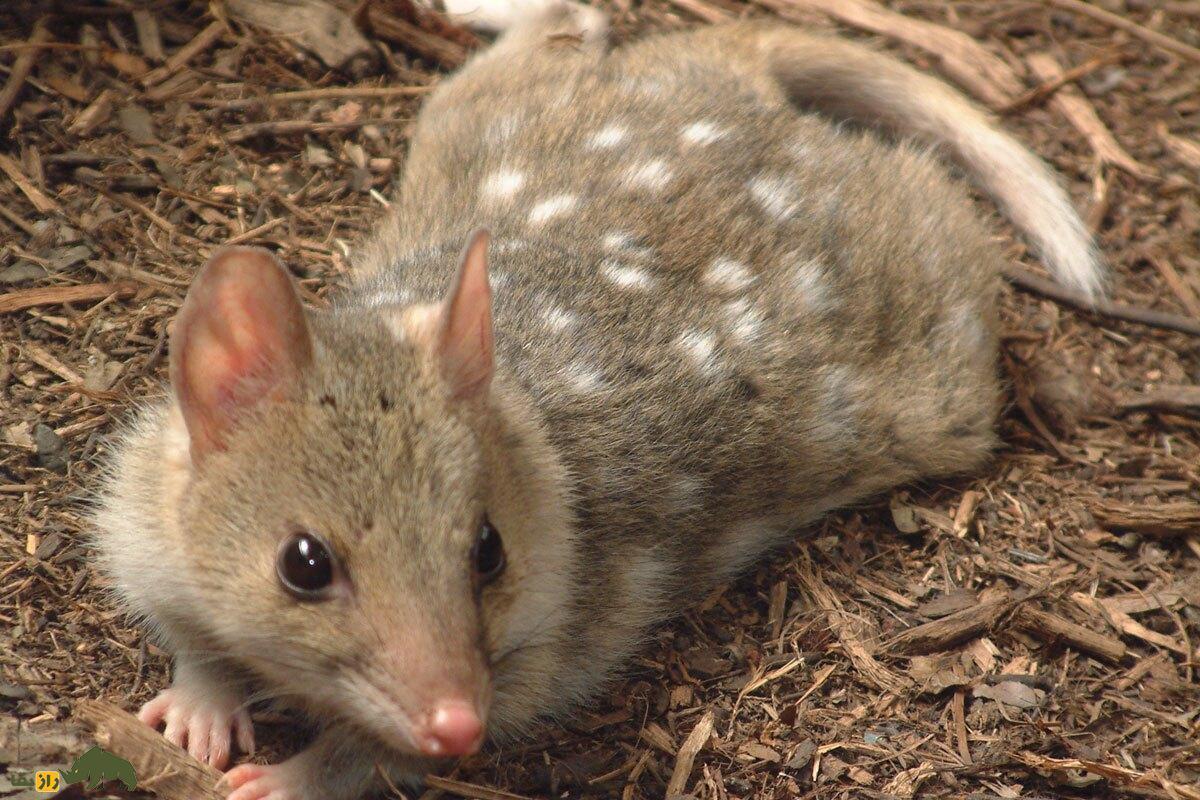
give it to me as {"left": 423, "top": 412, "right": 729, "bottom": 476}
{"left": 0, "top": 16, "right": 52, "bottom": 127}
{"left": 1016, "top": 606, "right": 1127, "bottom": 662}
{"left": 0, "top": 151, "right": 59, "bottom": 214}
{"left": 999, "top": 49, "right": 1127, "bottom": 114}
{"left": 1145, "top": 252, "right": 1200, "bottom": 318}
{"left": 74, "top": 700, "right": 226, "bottom": 800}
{"left": 362, "top": 5, "right": 474, "bottom": 70}
{"left": 202, "top": 84, "right": 431, "bottom": 112}
{"left": 1044, "top": 0, "right": 1200, "bottom": 65}
{"left": 887, "top": 595, "right": 1023, "bottom": 655}
{"left": 664, "top": 0, "right": 733, "bottom": 23}
{"left": 664, "top": 712, "right": 714, "bottom": 798}
{"left": 225, "top": 117, "right": 410, "bottom": 143}
{"left": 0, "top": 282, "right": 137, "bottom": 315}
{"left": 422, "top": 775, "right": 533, "bottom": 800}
{"left": 1092, "top": 501, "right": 1200, "bottom": 539}
{"left": 142, "top": 20, "right": 225, "bottom": 87}
{"left": 1026, "top": 52, "right": 1152, "bottom": 178}
{"left": 1003, "top": 265, "right": 1200, "bottom": 338}
{"left": 756, "top": 0, "right": 1022, "bottom": 108}
{"left": 1116, "top": 385, "right": 1200, "bottom": 417}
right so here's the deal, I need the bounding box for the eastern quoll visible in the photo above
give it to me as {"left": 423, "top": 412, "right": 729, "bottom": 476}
{"left": 90, "top": 3, "right": 1105, "bottom": 798}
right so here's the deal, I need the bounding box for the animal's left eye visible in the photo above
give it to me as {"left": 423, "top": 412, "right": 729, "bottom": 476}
{"left": 471, "top": 517, "right": 505, "bottom": 586}
{"left": 277, "top": 531, "right": 336, "bottom": 599}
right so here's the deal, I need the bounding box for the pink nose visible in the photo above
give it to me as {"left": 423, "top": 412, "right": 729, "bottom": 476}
{"left": 418, "top": 701, "right": 484, "bottom": 757}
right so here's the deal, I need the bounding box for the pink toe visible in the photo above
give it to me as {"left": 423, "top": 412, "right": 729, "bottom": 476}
{"left": 222, "top": 763, "right": 269, "bottom": 791}
{"left": 163, "top": 712, "right": 188, "bottom": 749}
{"left": 234, "top": 712, "right": 256, "bottom": 756}
{"left": 138, "top": 692, "right": 173, "bottom": 728}
{"left": 208, "top": 728, "right": 231, "bottom": 770}
{"left": 188, "top": 717, "right": 212, "bottom": 764}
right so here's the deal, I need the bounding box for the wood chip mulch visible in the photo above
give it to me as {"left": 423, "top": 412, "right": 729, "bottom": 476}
{"left": 2, "top": 1, "right": 1199, "bottom": 799}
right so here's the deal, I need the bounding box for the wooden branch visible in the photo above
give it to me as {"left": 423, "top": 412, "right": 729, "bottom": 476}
{"left": 362, "top": 5, "right": 474, "bottom": 70}
{"left": 1045, "top": 0, "right": 1200, "bottom": 65}
{"left": 0, "top": 282, "right": 137, "bottom": 314}
{"left": 1003, "top": 265, "right": 1200, "bottom": 338}
{"left": 1017, "top": 606, "right": 1127, "bottom": 663}
{"left": 887, "top": 595, "right": 1021, "bottom": 655}
{"left": 423, "top": 775, "right": 535, "bottom": 800}
{"left": 1092, "top": 501, "right": 1200, "bottom": 539}
{"left": 1116, "top": 385, "right": 1200, "bottom": 417}
{"left": 141, "top": 20, "right": 225, "bottom": 87}
{"left": 1026, "top": 52, "right": 1152, "bottom": 178}
{"left": 0, "top": 16, "right": 52, "bottom": 128}
{"left": 225, "top": 0, "right": 378, "bottom": 72}
{"left": 0, "top": 151, "right": 59, "bottom": 214}
{"left": 74, "top": 700, "right": 225, "bottom": 800}
{"left": 999, "top": 49, "right": 1127, "bottom": 114}
{"left": 664, "top": 0, "right": 734, "bottom": 24}
{"left": 664, "top": 712, "right": 714, "bottom": 798}
{"left": 755, "top": 0, "right": 1022, "bottom": 109}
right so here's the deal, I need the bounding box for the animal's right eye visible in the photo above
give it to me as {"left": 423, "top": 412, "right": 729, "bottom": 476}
{"left": 277, "top": 531, "right": 335, "bottom": 600}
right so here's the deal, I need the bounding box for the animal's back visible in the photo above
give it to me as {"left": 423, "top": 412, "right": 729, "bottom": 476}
{"left": 349, "top": 22, "right": 1002, "bottom": 673}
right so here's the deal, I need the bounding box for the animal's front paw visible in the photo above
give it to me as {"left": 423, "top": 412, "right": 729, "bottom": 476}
{"left": 221, "top": 762, "right": 310, "bottom": 800}
{"left": 138, "top": 686, "right": 254, "bottom": 769}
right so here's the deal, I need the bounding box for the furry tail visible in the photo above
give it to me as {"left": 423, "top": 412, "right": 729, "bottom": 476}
{"left": 756, "top": 28, "right": 1106, "bottom": 301}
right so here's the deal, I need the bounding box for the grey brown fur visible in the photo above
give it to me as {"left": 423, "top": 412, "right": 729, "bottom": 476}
{"left": 90, "top": 7, "right": 1102, "bottom": 800}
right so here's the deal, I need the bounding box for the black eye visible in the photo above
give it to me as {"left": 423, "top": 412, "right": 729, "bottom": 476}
{"left": 472, "top": 518, "right": 505, "bottom": 585}
{"left": 277, "top": 532, "right": 335, "bottom": 599}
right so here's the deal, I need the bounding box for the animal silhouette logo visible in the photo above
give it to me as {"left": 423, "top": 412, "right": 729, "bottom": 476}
{"left": 58, "top": 746, "right": 137, "bottom": 790}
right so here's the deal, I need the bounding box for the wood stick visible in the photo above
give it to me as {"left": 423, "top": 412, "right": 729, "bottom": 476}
{"left": 1017, "top": 606, "right": 1127, "bottom": 662}
{"left": 1045, "top": 0, "right": 1200, "bottom": 65}
{"left": 0, "top": 282, "right": 137, "bottom": 315}
{"left": 887, "top": 595, "right": 1020, "bottom": 655}
{"left": 0, "top": 16, "right": 52, "bottom": 127}
{"left": 664, "top": 712, "right": 714, "bottom": 798}
{"left": 1116, "top": 385, "right": 1200, "bottom": 417}
{"left": 1146, "top": 253, "right": 1200, "bottom": 319}
{"left": 364, "top": 5, "right": 473, "bottom": 69}
{"left": 0, "top": 151, "right": 59, "bottom": 214}
{"left": 999, "top": 49, "right": 1127, "bottom": 114}
{"left": 225, "top": 116, "right": 410, "bottom": 143}
{"left": 664, "top": 0, "right": 734, "bottom": 23}
{"left": 1026, "top": 52, "right": 1152, "bottom": 178}
{"left": 1003, "top": 265, "right": 1200, "bottom": 338}
{"left": 756, "top": 0, "right": 1022, "bottom": 108}
{"left": 74, "top": 700, "right": 225, "bottom": 800}
{"left": 422, "top": 775, "right": 534, "bottom": 800}
{"left": 202, "top": 84, "right": 431, "bottom": 112}
{"left": 1092, "top": 501, "right": 1200, "bottom": 539}
{"left": 142, "top": 20, "right": 225, "bottom": 87}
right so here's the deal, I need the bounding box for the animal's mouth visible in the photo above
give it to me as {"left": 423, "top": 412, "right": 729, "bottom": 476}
{"left": 343, "top": 672, "right": 489, "bottom": 758}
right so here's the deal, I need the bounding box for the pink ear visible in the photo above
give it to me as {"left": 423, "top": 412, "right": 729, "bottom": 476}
{"left": 436, "top": 229, "right": 494, "bottom": 400}
{"left": 169, "top": 247, "right": 313, "bottom": 464}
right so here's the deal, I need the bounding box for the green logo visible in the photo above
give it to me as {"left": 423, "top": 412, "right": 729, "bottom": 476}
{"left": 10, "top": 746, "right": 137, "bottom": 792}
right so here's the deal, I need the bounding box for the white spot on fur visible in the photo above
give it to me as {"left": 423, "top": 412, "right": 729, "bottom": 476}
{"left": 620, "top": 76, "right": 666, "bottom": 97}
{"left": 528, "top": 194, "right": 580, "bottom": 225}
{"left": 491, "top": 239, "right": 528, "bottom": 255}
{"left": 790, "top": 257, "right": 833, "bottom": 311}
{"left": 588, "top": 125, "right": 628, "bottom": 149}
{"left": 542, "top": 304, "right": 579, "bottom": 331}
{"left": 810, "top": 365, "right": 862, "bottom": 446}
{"left": 680, "top": 121, "right": 725, "bottom": 145}
{"left": 748, "top": 175, "right": 799, "bottom": 220}
{"left": 601, "top": 261, "right": 654, "bottom": 290}
{"left": 564, "top": 363, "right": 606, "bottom": 393}
{"left": 713, "top": 517, "right": 785, "bottom": 579}
{"left": 703, "top": 258, "right": 755, "bottom": 292}
{"left": 943, "top": 303, "right": 986, "bottom": 350}
{"left": 603, "top": 232, "right": 654, "bottom": 259}
{"left": 623, "top": 159, "right": 673, "bottom": 191}
{"left": 677, "top": 330, "right": 720, "bottom": 375}
{"left": 361, "top": 289, "right": 411, "bottom": 308}
{"left": 489, "top": 114, "right": 521, "bottom": 143}
{"left": 481, "top": 169, "right": 525, "bottom": 200}
{"left": 666, "top": 475, "right": 704, "bottom": 513}
{"left": 723, "top": 298, "right": 765, "bottom": 343}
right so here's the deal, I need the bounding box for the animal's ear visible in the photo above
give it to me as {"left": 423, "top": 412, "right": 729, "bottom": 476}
{"left": 435, "top": 229, "right": 494, "bottom": 401}
{"left": 170, "top": 246, "right": 314, "bottom": 465}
